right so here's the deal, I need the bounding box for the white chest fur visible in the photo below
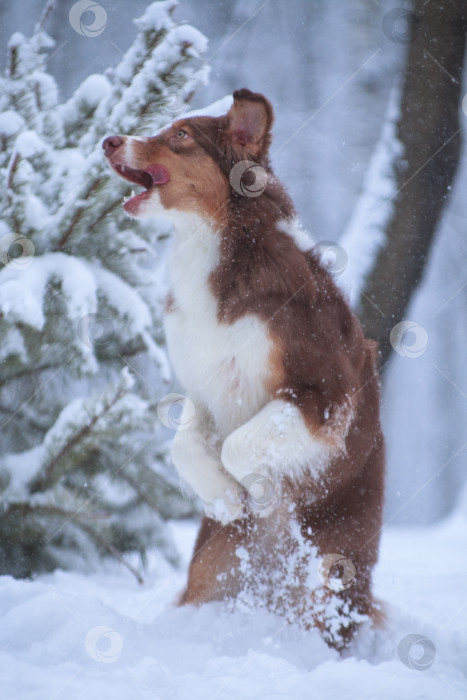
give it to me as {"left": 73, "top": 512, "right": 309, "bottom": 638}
{"left": 163, "top": 213, "right": 272, "bottom": 439}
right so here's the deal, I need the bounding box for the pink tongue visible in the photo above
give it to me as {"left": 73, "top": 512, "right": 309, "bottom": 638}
{"left": 145, "top": 164, "right": 170, "bottom": 185}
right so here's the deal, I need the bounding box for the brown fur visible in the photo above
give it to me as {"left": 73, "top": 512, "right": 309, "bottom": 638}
{"left": 103, "top": 89, "right": 386, "bottom": 649}
{"left": 113, "top": 124, "right": 231, "bottom": 226}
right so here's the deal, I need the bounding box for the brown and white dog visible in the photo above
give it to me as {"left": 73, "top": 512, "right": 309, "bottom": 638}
{"left": 103, "top": 89, "right": 385, "bottom": 648}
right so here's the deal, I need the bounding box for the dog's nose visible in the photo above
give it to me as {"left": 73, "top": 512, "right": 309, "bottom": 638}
{"left": 102, "top": 135, "right": 123, "bottom": 157}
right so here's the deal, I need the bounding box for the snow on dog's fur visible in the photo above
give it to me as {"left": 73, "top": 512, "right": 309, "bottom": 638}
{"left": 103, "top": 89, "right": 385, "bottom": 648}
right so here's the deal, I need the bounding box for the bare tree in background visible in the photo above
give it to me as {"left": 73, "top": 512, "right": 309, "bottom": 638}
{"left": 355, "top": 0, "right": 466, "bottom": 365}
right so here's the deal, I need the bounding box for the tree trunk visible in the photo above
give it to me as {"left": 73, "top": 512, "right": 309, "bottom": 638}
{"left": 358, "top": 0, "right": 466, "bottom": 364}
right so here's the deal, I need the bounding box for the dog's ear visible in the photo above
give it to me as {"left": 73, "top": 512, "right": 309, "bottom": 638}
{"left": 226, "top": 89, "right": 274, "bottom": 159}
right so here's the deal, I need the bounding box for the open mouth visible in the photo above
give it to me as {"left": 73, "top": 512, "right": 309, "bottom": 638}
{"left": 112, "top": 163, "right": 170, "bottom": 212}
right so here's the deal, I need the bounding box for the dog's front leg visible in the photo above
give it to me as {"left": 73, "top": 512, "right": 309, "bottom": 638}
{"left": 171, "top": 405, "right": 245, "bottom": 523}
{"left": 221, "top": 399, "right": 341, "bottom": 506}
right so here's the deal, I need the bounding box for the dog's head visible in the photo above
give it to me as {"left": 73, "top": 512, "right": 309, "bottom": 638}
{"left": 103, "top": 89, "right": 275, "bottom": 225}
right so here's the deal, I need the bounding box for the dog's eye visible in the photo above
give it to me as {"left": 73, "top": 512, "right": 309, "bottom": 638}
{"left": 176, "top": 129, "right": 187, "bottom": 139}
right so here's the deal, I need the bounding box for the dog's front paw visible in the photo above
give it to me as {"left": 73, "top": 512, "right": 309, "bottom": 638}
{"left": 221, "top": 432, "right": 281, "bottom": 518}
{"left": 221, "top": 425, "right": 277, "bottom": 483}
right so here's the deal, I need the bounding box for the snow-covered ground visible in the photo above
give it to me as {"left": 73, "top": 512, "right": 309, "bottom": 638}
{"left": 1, "top": 514, "right": 466, "bottom": 700}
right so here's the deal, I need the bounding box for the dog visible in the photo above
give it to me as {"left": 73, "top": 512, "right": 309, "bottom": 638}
{"left": 103, "top": 88, "right": 385, "bottom": 648}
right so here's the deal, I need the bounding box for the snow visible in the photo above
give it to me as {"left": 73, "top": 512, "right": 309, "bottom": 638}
{"left": 58, "top": 74, "right": 111, "bottom": 127}
{"left": 143, "top": 92, "right": 234, "bottom": 137}
{"left": 134, "top": 0, "right": 208, "bottom": 58}
{"left": 0, "top": 110, "right": 25, "bottom": 137}
{"left": 91, "top": 264, "right": 171, "bottom": 380}
{"left": 181, "top": 94, "right": 233, "bottom": 120}
{"left": 15, "top": 128, "right": 45, "bottom": 160}
{"left": 338, "top": 88, "right": 403, "bottom": 305}
{"left": 0, "top": 370, "right": 140, "bottom": 505}
{"left": 7, "top": 31, "right": 26, "bottom": 49}
{"left": 170, "top": 24, "right": 209, "bottom": 56}
{"left": 0, "top": 252, "right": 97, "bottom": 331}
{"left": 6, "top": 29, "right": 54, "bottom": 78}
{"left": 107, "top": 36, "right": 207, "bottom": 134}
{"left": 0, "top": 515, "right": 466, "bottom": 699}
{"left": 23, "top": 193, "right": 48, "bottom": 230}
{"left": 0, "top": 446, "right": 45, "bottom": 502}
{"left": 93, "top": 0, "right": 210, "bottom": 138}
{"left": 30, "top": 71, "right": 59, "bottom": 111}
{"left": 134, "top": 0, "right": 179, "bottom": 33}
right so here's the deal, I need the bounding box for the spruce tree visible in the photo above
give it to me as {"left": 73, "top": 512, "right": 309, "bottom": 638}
{"left": 0, "top": 1, "right": 208, "bottom": 579}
